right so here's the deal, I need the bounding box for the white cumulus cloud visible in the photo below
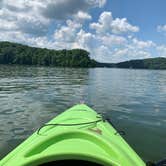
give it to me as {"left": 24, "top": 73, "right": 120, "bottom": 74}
{"left": 101, "top": 34, "right": 127, "bottom": 47}
{"left": 156, "top": 45, "right": 166, "bottom": 57}
{"left": 0, "top": 0, "right": 164, "bottom": 62}
{"left": 0, "top": 0, "right": 103, "bottom": 38}
{"left": 111, "top": 18, "right": 139, "bottom": 34}
{"left": 54, "top": 20, "right": 82, "bottom": 43}
{"left": 157, "top": 25, "right": 166, "bottom": 33}
{"left": 90, "top": 11, "right": 113, "bottom": 34}
{"left": 90, "top": 11, "right": 139, "bottom": 34}
{"left": 132, "top": 38, "right": 155, "bottom": 49}
{"left": 40, "top": 0, "right": 106, "bottom": 20}
{"left": 74, "top": 11, "right": 92, "bottom": 22}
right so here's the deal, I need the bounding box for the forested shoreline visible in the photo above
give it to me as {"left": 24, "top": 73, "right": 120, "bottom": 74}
{"left": 0, "top": 41, "right": 166, "bottom": 69}
{"left": 0, "top": 41, "right": 97, "bottom": 67}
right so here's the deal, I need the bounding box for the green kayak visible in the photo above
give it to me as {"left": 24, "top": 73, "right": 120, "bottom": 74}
{"left": 0, "top": 104, "right": 146, "bottom": 166}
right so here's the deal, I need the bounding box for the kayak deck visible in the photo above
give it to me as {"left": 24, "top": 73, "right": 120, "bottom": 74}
{"left": 0, "top": 104, "right": 146, "bottom": 166}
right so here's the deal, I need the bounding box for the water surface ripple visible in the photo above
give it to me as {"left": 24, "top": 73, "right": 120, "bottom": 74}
{"left": 0, "top": 65, "right": 166, "bottom": 162}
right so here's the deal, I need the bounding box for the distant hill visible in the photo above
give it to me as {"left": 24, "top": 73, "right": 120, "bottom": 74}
{"left": 96, "top": 58, "right": 166, "bottom": 70}
{"left": 114, "top": 58, "right": 166, "bottom": 69}
{"left": 0, "top": 41, "right": 166, "bottom": 69}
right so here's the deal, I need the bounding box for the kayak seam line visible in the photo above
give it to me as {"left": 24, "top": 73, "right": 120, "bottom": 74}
{"left": 37, "top": 119, "right": 103, "bottom": 135}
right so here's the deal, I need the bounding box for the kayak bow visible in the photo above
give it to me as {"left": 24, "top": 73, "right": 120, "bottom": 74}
{"left": 0, "top": 104, "right": 146, "bottom": 166}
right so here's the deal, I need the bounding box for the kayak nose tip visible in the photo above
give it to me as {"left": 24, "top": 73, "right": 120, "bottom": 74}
{"left": 80, "top": 100, "right": 85, "bottom": 104}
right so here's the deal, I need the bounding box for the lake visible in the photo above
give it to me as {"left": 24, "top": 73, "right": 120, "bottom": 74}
{"left": 0, "top": 65, "right": 166, "bottom": 162}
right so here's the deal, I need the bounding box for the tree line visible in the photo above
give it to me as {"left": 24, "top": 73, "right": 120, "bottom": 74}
{"left": 0, "top": 41, "right": 165, "bottom": 69}
{"left": 114, "top": 58, "right": 166, "bottom": 69}
{"left": 0, "top": 41, "right": 97, "bottom": 67}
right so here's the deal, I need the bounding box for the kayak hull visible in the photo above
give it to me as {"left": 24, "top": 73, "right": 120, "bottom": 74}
{"left": 0, "top": 104, "right": 146, "bottom": 166}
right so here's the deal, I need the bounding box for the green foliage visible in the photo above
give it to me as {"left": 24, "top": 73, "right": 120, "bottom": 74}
{"left": 0, "top": 41, "right": 165, "bottom": 69}
{"left": 0, "top": 41, "right": 97, "bottom": 67}
{"left": 143, "top": 58, "right": 166, "bottom": 69}
{"left": 115, "top": 58, "right": 166, "bottom": 69}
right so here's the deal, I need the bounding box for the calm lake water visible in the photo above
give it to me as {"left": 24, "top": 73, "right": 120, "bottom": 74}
{"left": 0, "top": 65, "right": 166, "bottom": 162}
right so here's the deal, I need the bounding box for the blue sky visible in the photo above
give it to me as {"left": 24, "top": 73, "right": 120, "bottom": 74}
{"left": 104, "top": 0, "right": 166, "bottom": 43}
{"left": 0, "top": 0, "right": 166, "bottom": 62}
